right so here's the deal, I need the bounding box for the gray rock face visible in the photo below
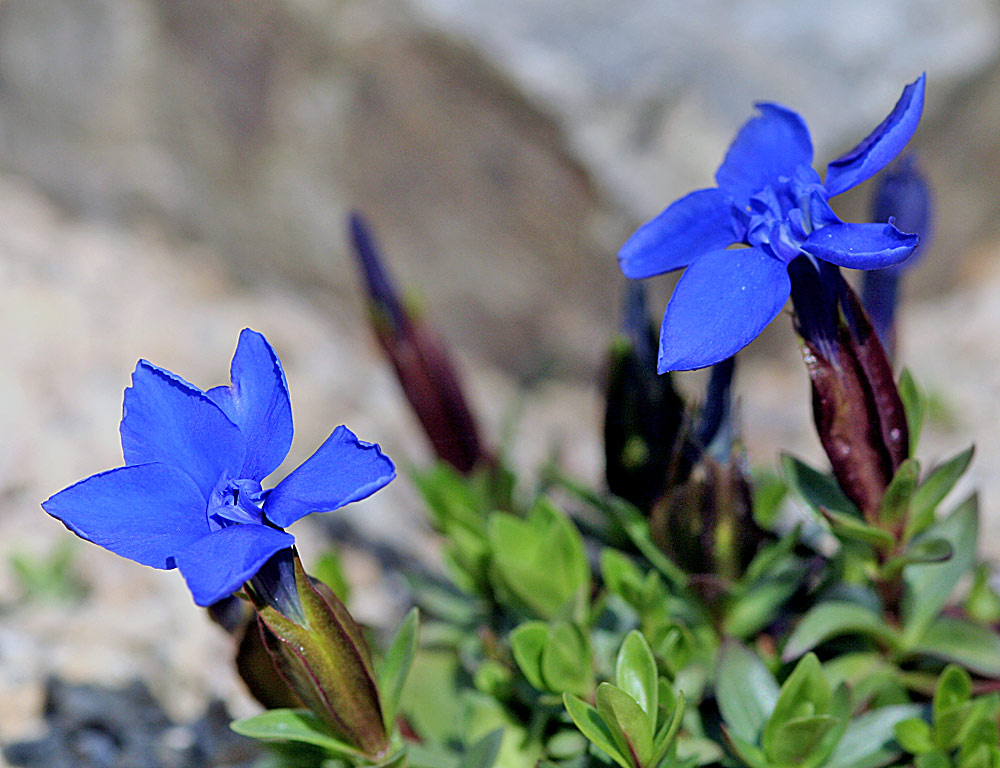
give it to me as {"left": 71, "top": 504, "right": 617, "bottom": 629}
{"left": 0, "top": 0, "right": 997, "bottom": 377}
{"left": 0, "top": 0, "right": 613, "bottom": 377}
{"left": 411, "top": 0, "right": 1000, "bottom": 215}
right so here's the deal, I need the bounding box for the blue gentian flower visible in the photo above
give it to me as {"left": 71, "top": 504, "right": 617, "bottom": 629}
{"left": 619, "top": 74, "right": 926, "bottom": 372}
{"left": 42, "top": 329, "right": 396, "bottom": 606}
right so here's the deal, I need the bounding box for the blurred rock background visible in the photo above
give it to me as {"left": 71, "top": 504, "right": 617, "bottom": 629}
{"left": 3, "top": 0, "right": 1000, "bottom": 762}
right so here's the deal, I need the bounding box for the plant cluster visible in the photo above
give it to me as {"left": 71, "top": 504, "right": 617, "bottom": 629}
{"left": 41, "top": 73, "right": 1000, "bottom": 768}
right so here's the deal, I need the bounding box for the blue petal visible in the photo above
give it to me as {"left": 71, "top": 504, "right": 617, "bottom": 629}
{"left": 802, "top": 221, "right": 919, "bottom": 270}
{"left": 120, "top": 360, "right": 246, "bottom": 498}
{"left": 824, "top": 74, "right": 926, "bottom": 197}
{"left": 264, "top": 425, "right": 396, "bottom": 528}
{"left": 657, "top": 247, "right": 791, "bottom": 372}
{"left": 207, "top": 329, "right": 293, "bottom": 482}
{"left": 41, "top": 463, "right": 209, "bottom": 569}
{"left": 175, "top": 524, "right": 294, "bottom": 606}
{"left": 619, "top": 188, "right": 737, "bottom": 279}
{"left": 715, "top": 103, "right": 813, "bottom": 205}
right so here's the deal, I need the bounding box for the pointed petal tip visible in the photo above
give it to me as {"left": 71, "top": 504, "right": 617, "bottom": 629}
{"left": 618, "top": 188, "right": 738, "bottom": 279}
{"left": 263, "top": 425, "right": 395, "bottom": 529}
{"left": 825, "top": 74, "right": 926, "bottom": 198}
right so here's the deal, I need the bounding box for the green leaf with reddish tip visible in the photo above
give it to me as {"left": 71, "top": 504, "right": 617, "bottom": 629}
{"left": 597, "top": 682, "right": 653, "bottom": 768}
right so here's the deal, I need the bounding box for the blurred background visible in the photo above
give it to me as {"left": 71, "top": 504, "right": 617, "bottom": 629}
{"left": 3, "top": 0, "right": 1000, "bottom": 762}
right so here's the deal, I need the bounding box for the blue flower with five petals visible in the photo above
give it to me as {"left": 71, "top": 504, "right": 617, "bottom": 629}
{"left": 42, "top": 329, "right": 395, "bottom": 606}
{"left": 619, "top": 74, "right": 926, "bottom": 372}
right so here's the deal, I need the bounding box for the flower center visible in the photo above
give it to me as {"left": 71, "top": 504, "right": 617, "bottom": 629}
{"left": 736, "top": 164, "right": 826, "bottom": 264}
{"left": 207, "top": 476, "right": 266, "bottom": 530}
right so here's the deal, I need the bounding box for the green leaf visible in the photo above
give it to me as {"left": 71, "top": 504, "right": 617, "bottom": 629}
{"left": 767, "top": 715, "right": 840, "bottom": 765}
{"left": 378, "top": 608, "right": 419, "bottom": 730}
{"left": 751, "top": 470, "right": 787, "bottom": 528}
{"left": 879, "top": 458, "right": 920, "bottom": 529}
{"left": 783, "top": 602, "right": 902, "bottom": 661}
{"left": 597, "top": 683, "right": 653, "bottom": 768}
{"left": 915, "top": 751, "right": 952, "bottom": 768}
{"left": 724, "top": 580, "right": 799, "bottom": 639}
{"left": 881, "top": 538, "right": 953, "bottom": 580}
{"left": 487, "top": 500, "right": 589, "bottom": 620}
{"left": 899, "top": 368, "right": 926, "bottom": 455}
{"left": 819, "top": 508, "right": 896, "bottom": 551}
{"left": 616, "top": 631, "right": 658, "bottom": 720}
{"left": 563, "top": 693, "right": 631, "bottom": 768}
{"left": 458, "top": 729, "right": 504, "bottom": 768}
{"left": 934, "top": 664, "right": 972, "bottom": 712}
{"left": 763, "top": 654, "right": 831, "bottom": 758}
{"left": 715, "top": 641, "right": 779, "bottom": 744}
{"left": 509, "top": 621, "right": 548, "bottom": 691}
{"left": 894, "top": 718, "right": 935, "bottom": 755}
{"left": 399, "top": 649, "right": 463, "bottom": 743}
{"left": 826, "top": 705, "right": 924, "bottom": 768}
{"left": 725, "top": 730, "right": 771, "bottom": 768}
{"left": 230, "top": 709, "right": 363, "bottom": 758}
{"left": 966, "top": 563, "right": 1000, "bottom": 624}
{"left": 902, "top": 495, "right": 979, "bottom": 646}
{"left": 313, "top": 549, "right": 351, "bottom": 602}
{"left": 910, "top": 617, "right": 1000, "bottom": 677}
{"left": 782, "top": 453, "right": 860, "bottom": 517}
{"left": 605, "top": 496, "right": 689, "bottom": 589}
{"left": 908, "top": 446, "right": 975, "bottom": 539}
{"left": 650, "top": 692, "right": 685, "bottom": 768}
{"left": 542, "top": 622, "right": 592, "bottom": 696}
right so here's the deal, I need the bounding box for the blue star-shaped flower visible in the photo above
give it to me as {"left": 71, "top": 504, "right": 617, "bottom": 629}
{"left": 42, "top": 329, "right": 395, "bottom": 606}
{"left": 619, "top": 74, "right": 926, "bottom": 372}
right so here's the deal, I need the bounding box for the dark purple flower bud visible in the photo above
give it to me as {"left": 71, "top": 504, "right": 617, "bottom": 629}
{"left": 349, "top": 213, "right": 486, "bottom": 474}
{"left": 862, "top": 155, "right": 932, "bottom": 355}
{"left": 604, "top": 283, "right": 688, "bottom": 512}
{"left": 649, "top": 454, "right": 759, "bottom": 581}
{"left": 790, "top": 257, "right": 909, "bottom": 524}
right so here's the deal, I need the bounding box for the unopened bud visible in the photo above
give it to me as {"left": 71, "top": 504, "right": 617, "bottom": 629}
{"left": 247, "top": 549, "right": 389, "bottom": 758}
{"left": 349, "top": 213, "right": 485, "bottom": 474}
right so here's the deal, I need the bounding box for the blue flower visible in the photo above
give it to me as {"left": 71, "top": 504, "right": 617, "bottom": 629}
{"left": 619, "top": 74, "right": 926, "bottom": 372}
{"left": 42, "top": 329, "right": 396, "bottom": 606}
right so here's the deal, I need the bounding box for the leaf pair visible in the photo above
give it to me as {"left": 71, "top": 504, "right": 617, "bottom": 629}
{"left": 895, "top": 665, "right": 1000, "bottom": 768}
{"left": 564, "top": 631, "right": 684, "bottom": 768}
{"left": 717, "top": 644, "right": 918, "bottom": 768}
{"left": 487, "top": 498, "right": 590, "bottom": 620}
